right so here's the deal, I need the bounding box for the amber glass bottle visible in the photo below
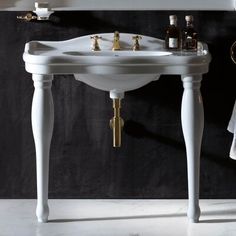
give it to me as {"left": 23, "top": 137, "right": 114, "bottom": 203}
{"left": 165, "top": 15, "right": 181, "bottom": 50}
{"left": 182, "top": 15, "right": 198, "bottom": 51}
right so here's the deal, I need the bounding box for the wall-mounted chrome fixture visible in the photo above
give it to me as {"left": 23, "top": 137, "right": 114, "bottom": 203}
{"left": 33, "top": 2, "right": 54, "bottom": 20}
{"left": 17, "top": 2, "right": 54, "bottom": 21}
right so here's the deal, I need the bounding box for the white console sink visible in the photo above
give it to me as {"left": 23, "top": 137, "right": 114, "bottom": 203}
{"left": 23, "top": 33, "right": 211, "bottom": 223}
{"left": 23, "top": 33, "right": 210, "bottom": 95}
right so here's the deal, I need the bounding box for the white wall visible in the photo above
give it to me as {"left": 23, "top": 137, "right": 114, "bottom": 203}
{"left": 0, "top": 0, "right": 235, "bottom": 11}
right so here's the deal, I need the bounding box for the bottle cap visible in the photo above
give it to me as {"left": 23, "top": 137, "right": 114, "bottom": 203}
{"left": 185, "top": 15, "right": 194, "bottom": 22}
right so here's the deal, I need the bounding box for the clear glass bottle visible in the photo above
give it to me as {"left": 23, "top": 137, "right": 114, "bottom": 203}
{"left": 165, "top": 15, "right": 181, "bottom": 50}
{"left": 182, "top": 15, "right": 198, "bottom": 51}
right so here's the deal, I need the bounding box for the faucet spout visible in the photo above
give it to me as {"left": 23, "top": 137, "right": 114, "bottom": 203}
{"left": 110, "top": 98, "right": 124, "bottom": 147}
{"left": 112, "top": 31, "right": 121, "bottom": 51}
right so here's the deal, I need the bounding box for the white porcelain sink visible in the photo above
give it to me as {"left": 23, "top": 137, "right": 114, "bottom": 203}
{"left": 64, "top": 50, "right": 173, "bottom": 92}
{"left": 22, "top": 32, "right": 212, "bottom": 224}
{"left": 23, "top": 32, "right": 210, "bottom": 97}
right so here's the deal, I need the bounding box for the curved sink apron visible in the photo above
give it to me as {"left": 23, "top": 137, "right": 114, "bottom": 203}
{"left": 23, "top": 33, "right": 211, "bottom": 223}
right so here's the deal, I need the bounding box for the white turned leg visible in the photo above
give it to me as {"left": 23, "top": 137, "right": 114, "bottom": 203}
{"left": 32, "top": 74, "right": 54, "bottom": 223}
{"left": 181, "top": 75, "right": 204, "bottom": 223}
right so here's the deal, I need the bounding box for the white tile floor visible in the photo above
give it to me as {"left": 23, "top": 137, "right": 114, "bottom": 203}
{"left": 1, "top": 200, "right": 236, "bottom": 236}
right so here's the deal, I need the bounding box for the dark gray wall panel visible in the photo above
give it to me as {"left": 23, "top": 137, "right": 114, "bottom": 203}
{"left": 0, "top": 11, "right": 235, "bottom": 199}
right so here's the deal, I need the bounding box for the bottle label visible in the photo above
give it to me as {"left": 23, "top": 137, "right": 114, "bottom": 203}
{"left": 170, "top": 20, "right": 177, "bottom": 26}
{"left": 185, "top": 36, "right": 197, "bottom": 50}
{"left": 169, "top": 38, "right": 178, "bottom": 48}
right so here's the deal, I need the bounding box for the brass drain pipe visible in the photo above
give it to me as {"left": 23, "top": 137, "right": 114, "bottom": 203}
{"left": 110, "top": 98, "right": 124, "bottom": 147}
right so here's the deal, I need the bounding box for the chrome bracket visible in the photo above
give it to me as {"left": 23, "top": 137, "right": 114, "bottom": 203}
{"left": 33, "top": 2, "right": 54, "bottom": 20}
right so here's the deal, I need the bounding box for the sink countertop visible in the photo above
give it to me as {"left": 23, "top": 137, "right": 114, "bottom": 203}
{"left": 23, "top": 33, "right": 211, "bottom": 73}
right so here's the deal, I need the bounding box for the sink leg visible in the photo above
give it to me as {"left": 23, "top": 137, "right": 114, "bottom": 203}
{"left": 181, "top": 75, "right": 204, "bottom": 223}
{"left": 32, "top": 74, "right": 54, "bottom": 223}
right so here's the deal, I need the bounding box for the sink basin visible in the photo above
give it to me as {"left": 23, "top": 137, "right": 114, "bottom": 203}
{"left": 23, "top": 32, "right": 211, "bottom": 96}
{"left": 74, "top": 74, "right": 160, "bottom": 93}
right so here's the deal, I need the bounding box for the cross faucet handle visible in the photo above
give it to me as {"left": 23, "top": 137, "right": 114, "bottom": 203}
{"left": 132, "top": 35, "right": 142, "bottom": 51}
{"left": 90, "top": 35, "right": 102, "bottom": 51}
